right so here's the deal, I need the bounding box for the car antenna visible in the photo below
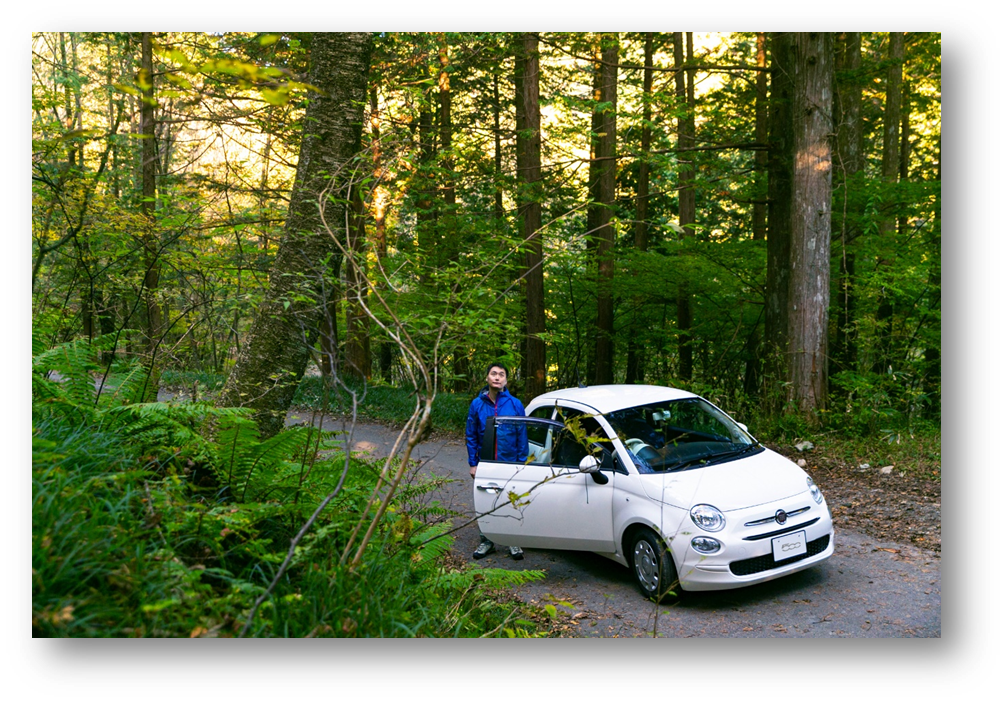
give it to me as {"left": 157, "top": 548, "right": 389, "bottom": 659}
{"left": 576, "top": 368, "right": 586, "bottom": 389}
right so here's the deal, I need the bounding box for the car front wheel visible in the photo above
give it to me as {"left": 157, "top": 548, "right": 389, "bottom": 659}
{"left": 630, "top": 529, "right": 680, "bottom": 602}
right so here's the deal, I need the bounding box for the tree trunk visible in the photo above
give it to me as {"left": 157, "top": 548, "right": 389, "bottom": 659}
{"left": 625, "top": 32, "right": 654, "bottom": 384}
{"left": 139, "top": 31, "right": 163, "bottom": 402}
{"left": 833, "top": 31, "right": 864, "bottom": 376}
{"left": 764, "top": 32, "right": 795, "bottom": 409}
{"left": 752, "top": 32, "right": 768, "bottom": 243}
{"left": 369, "top": 86, "right": 395, "bottom": 382}
{"left": 218, "top": 32, "right": 373, "bottom": 437}
{"left": 493, "top": 73, "right": 505, "bottom": 222}
{"left": 516, "top": 32, "right": 547, "bottom": 399}
{"left": 438, "top": 35, "right": 470, "bottom": 391}
{"left": 786, "top": 32, "right": 833, "bottom": 416}
{"left": 592, "top": 33, "right": 618, "bottom": 385}
{"left": 743, "top": 33, "right": 770, "bottom": 392}
{"left": 673, "top": 32, "right": 695, "bottom": 383}
{"left": 874, "top": 31, "right": 904, "bottom": 373}
{"left": 344, "top": 184, "right": 372, "bottom": 379}
{"left": 416, "top": 103, "right": 437, "bottom": 284}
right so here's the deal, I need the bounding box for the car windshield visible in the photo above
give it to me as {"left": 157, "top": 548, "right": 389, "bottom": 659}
{"left": 605, "top": 398, "right": 759, "bottom": 473}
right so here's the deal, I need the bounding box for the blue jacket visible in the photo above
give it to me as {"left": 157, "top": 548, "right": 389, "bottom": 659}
{"left": 465, "top": 388, "right": 528, "bottom": 467}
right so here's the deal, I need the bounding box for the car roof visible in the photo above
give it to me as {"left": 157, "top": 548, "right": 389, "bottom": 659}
{"left": 528, "top": 384, "right": 698, "bottom": 414}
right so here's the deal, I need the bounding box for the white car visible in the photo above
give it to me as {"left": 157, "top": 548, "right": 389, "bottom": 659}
{"left": 473, "top": 385, "right": 834, "bottom": 600}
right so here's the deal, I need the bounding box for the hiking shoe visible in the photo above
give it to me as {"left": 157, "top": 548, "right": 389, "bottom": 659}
{"left": 473, "top": 539, "right": 496, "bottom": 560}
{"left": 509, "top": 545, "right": 524, "bottom": 561}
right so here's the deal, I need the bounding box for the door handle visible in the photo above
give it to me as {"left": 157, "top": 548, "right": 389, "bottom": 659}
{"left": 477, "top": 483, "right": 503, "bottom": 493}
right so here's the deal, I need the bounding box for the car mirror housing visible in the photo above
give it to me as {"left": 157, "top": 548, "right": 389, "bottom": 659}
{"left": 580, "top": 453, "right": 610, "bottom": 484}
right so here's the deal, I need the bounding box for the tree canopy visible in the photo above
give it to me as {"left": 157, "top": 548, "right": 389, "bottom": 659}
{"left": 32, "top": 31, "right": 942, "bottom": 433}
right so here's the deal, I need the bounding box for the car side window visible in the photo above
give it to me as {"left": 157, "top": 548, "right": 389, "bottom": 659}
{"left": 529, "top": 406, "right": 554, "bottom": 420}
{"left": 551, "top": 409, "right": 615, "bottom": 467}
{"left": 517, "top": 418, "right": 590, "bottom": 469}
{"left": 551, "top": 428, "right": 590, "bottom": 467}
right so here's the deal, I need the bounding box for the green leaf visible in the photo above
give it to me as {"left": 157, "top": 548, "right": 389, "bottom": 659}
{"left": 260, "top": 87, "right": 289, "bottom": 106}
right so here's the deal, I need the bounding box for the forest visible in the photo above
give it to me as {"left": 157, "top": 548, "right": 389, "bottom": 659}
{"left": 31, "top": 31, "right": 941, "bottom": 637}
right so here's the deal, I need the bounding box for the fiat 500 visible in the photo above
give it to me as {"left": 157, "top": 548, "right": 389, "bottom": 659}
{"left": 473, "top": 385, "right": 834, "bottom": 600}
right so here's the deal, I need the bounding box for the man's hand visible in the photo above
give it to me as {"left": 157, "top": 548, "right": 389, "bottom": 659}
{"left": 470, "top": 465, "right": 477, "bottom": 479}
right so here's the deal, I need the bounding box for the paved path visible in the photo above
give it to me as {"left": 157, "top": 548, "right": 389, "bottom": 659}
{"left": 295, "top": 411, "right": 941, "bottom": 638}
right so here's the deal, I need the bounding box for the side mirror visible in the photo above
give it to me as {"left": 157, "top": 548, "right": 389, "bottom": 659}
{"left": 737, "top": 422, "right": 749, "bottom": 433}
{"left": 579, "top": 454, "right": 609, "bottom": 485}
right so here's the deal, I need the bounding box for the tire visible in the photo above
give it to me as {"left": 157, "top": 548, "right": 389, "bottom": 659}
{"left": 629, "top": 529, "right": 680, "bottom": 602}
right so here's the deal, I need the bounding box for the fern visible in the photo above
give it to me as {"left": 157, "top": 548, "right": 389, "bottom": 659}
{"left": 408, "top": 526, "right": 455, "bottom": 572}
{"left": 96, "top": 361, "right": 149, "bottom": 407}
{"left": 33, "top": 338, "right": 100, "bottom": 418}
{"left": 434, "top": 566, "right": 546, "bottom": 592}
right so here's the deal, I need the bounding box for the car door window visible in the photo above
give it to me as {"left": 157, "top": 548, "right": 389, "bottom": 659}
{"left": 490, "top": 417, "right": 591, "bottom": 469}
{"left": 525, "top": 420, "right": 554, "bottom": 465}
{"left": 488, "top": 415, "right": 616, "bottom": 469}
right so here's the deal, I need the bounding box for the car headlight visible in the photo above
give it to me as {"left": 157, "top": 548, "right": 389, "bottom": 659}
{"left": 807, "top": 475, "right": 824, "bottom": 504}
{"left": 691, "top": 536, "right": 722, "bottom": 554}
{"left": 690, "top": 504, "right": 726, "bottom": 532}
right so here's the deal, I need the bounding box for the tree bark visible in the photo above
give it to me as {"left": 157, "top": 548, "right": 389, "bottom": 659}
{"left": 415, "top": 103, "right": 437, "bottom": 283}
{"left": 344, "top": 184, "right": 372, "bottom": 379}
{"left": 369, "top": 86, "right": 395, "bottom": 382}
{"left": 516, "top": 32, "right": 547, "bottom": 399}
{"left": 437, "top": 34, "right": 470, "bottom": 391}
{"left": 875, "top": 31, "right": 905, "bottom": 373}
{"left": 765, "top": 32, "right": 795, "bottom": 408}
{"left": 592, "top": 33, "right": 618, "bottom": 385}
{"left": 139, "top": 31, "right": 163, "bottom": 402}
{"left": 786, "top": 32, "right": 833, "bottom": 416}
{"left": 673, "top": 32, "right": 696, "bottom": 383}
{"left": 753, "top": 32, "right": 768, "bottom": 242}
{"left": 625, "top": 32, "right": 654, "bottom": 384}
{"left": 218, "top": 32, "right": 373, "bottom": 437}
{"left": 833, "top": 31, "right": 864, "bottom": 376}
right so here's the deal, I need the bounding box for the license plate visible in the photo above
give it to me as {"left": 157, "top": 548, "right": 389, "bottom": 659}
{"left": 772, "top": 530, "right": 807, "bottom": 561}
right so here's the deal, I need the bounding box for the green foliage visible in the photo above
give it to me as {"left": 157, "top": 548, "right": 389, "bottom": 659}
{"left": 294, "top": 376, "right": 472, "bottom": 434}
{"left": 32, "top": 32, "right": 940, "bottom": 438}
{"left": 32, "top": 330, "right": 553, "bottom": 638}
{"left": 32, "top": 418, "right": 249, "bottom": 636}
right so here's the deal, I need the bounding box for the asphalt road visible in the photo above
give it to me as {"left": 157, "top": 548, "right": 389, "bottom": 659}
{"left": 302, "top": 412, "right": 942, "bottom": 638}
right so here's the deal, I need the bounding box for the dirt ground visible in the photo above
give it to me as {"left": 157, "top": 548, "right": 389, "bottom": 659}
{"left": 768, "top": 443, "right": 942, "bottom": 553}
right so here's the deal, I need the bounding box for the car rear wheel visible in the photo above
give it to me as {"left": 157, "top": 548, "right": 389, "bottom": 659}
{"left": 630, "top": 529, "right": 680, "bottom": 602}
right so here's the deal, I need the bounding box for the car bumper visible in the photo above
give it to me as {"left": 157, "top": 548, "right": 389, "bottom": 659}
{"left": 669, "top": 499, "right": 835, "bottom": 592}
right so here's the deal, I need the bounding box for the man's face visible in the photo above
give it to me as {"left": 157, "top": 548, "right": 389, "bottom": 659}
{"left": 486, "top": 366, "right": 507, "bottom": 391}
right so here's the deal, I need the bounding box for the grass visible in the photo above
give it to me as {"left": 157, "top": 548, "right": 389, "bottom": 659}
{"left": 293, "top": 375, "right": 472, "bottom": 434}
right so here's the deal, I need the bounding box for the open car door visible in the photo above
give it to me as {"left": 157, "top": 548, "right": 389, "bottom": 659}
{"left": 473, "top": 417, "right": 615, "bottom": 552}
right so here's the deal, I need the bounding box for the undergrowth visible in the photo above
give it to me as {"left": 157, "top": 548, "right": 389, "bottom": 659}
{"left": 32, "top": 336, "right": 551, "bottom": 637}
{"left": 293, "top": 375, "right": 471, "bottom": 434}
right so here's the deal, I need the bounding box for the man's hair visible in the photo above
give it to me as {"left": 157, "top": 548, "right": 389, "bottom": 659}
{"left": 485, "top": 362, "right": 508, "bottom": 376}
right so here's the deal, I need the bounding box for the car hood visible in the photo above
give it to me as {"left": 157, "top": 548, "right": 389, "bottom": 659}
{"left": 636, "top": 447, "right": 809, "bottom": 512}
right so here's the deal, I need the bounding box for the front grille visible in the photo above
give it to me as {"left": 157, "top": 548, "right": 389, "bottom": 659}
{"left": 729, "top": 535, "right": 831, "bottom": 576}
{"left": 744, "top": 505, "right": 811, "bottom": 527}
{"left": 743, "top": 517, "right": 820, "bottom": 541}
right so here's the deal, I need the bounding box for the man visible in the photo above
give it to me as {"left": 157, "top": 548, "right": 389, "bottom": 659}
{"left": 466, "top": 362, "right": 527, "bottom": 560}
